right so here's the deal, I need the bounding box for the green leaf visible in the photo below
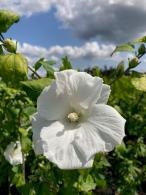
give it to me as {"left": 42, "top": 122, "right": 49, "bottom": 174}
{"left": 19, "top": 128, "right": 28, "bottom": 137}
{"left": 74, "top": 175, "right": 96, "bottom": 192}
{"left": 11, "top": 172, "right": 25, "bottom": 187}
{"left": 34, "top": 58, "right": 44, "bottom": 71}
{"left": 131, "top": 35, "right": 146, "bottom": 44}
{"left": 33, "top": 58, "right": 55, "bottom": 78}
{"left": 18, "top": 184, "right": 35, "bottom": 195}
{"left": 131, "top": 75, "right": 146, "bottom": 92}
{"left": 21, "top": 78, "right": 53, "bottom": 101}
{"left": 0, "top": 10, "right": 20, "bottom": 33}
{"left": 138, "top": 44, "right": 146, "bottom": 56}
{"left": 111, "top": 43, "right": 134, "bottom": 55}
{"left": 21, "top": 136, "right": 31, "bottom": 152}
{"left": 41, "top": 61, "right": 55, "bottom": 75}
{"left": 44, "top": 60, "right": 56, "bottom": 66}
{"left": 36, "top": 183, "right": 55, "bottom": 195}
{"left": 60, "top": 56, "right": 72, "bottom": 70}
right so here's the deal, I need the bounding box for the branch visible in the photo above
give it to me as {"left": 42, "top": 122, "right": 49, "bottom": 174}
{"left": 28, "top": 65, "right": 41, "bottom": 78}
{"left": 0, "top": 33, "right": 4, "bottom": 41}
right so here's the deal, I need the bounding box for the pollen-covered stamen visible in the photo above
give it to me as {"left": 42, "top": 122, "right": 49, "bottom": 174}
{"left": 67, "top": 112, "right": 79, "bottom": 122}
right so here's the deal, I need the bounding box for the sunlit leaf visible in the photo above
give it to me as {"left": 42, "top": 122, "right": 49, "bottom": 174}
{"left": 21, "top": 78, "right": 53, "bottom": 101}
{"left": 131, "top": 75, "right": 146, "bottom": 92}
{"left": 111, "top": 43, "right": 134, "bottom": 55}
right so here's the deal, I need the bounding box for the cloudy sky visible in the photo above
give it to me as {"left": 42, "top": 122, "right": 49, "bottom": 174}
{"left": 1, "top": 0, "right": 146, "bottom": 71}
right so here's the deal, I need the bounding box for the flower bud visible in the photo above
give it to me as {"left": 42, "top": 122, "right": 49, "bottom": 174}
{"left": 128, "top": 57, "right": 139, "bottom": 69}
{"left": 0, "top": 53, "right": 28, "bottom": 84}
{"left": 138, "top": 44, "right": 146, "bottom": 56}
{"left": 116, "top": 61, "right": 124, "bottom": 78}
{"left": 0, "top": 10, "right": 20, "bottom": 33}
{"left": 3, "top": 39, "right": 17, "bottom": 53}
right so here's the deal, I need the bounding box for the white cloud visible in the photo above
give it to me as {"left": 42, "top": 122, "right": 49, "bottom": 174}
{"left": 17, "top": 41, "right": 115, "bottom": 65}
{"left": 1, "top": 0, "right": 146, "bottom": 43}
{"left": 0, "top": 0, "right": 53, "bottom": 16}
{"left": 53, "top": 0, "right": 146, "bottom": 43}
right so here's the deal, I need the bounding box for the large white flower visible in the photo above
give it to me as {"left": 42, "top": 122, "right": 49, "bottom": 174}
{"left": 4, "top": 141, "right": 23, "bottom": 165}
{"left": 32, "top": 70, "right": 125, "bottom": 169}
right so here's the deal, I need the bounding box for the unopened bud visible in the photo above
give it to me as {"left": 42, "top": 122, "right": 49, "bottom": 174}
{"left": 138, "top": 44, "right": 146, "bottom": 56}
{"left": 129, "top": 57, "right": 139, "bottom": 69}
{"left": 116, "top": 61, "right": 124, "bottom": 78}
{"left": 0, "top": 53, "right": 28, "bottom": 84}
{"left": 3, "top": 39, "right": 17, "bottom": 53}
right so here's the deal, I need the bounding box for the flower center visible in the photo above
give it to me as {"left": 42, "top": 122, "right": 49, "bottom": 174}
{"left": 67, "top": 112, "right": 79, "bottom": 122}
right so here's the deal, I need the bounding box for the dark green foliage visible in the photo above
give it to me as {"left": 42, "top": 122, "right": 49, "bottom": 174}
{"left": 21, "top": 78, "right": 53, "bottom": 101}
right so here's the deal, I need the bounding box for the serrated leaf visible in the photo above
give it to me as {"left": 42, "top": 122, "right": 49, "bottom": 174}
{"left": 21, "top": 78, "right": 53, "bottom": 101}
{"left": 111, "top": 43, "right": 134, "bottom": 55}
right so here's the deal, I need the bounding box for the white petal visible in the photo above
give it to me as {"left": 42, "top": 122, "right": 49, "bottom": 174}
{"left": 97, "top": 84, "right": 111, "bottom": 104}
{"left": 89, "top": 104, "right": 126, "bottom": 150}
{"left": 32, "top": 114, "right": 94, "bottom": 169}
{"left": 32, "top": 113, "right": 46, "bottom": 154}
{"left": 37, "top": 81, "right": 70, "bottom": 121}
{"left": 74, "top": 123, "right": 105, "bottom": 161}
{"left": 69, "top": 72, "right": 103, "bottom": 109}
{"left": 74, "top": 104, "right": 125, "bottom": 161}
{"left": 4, "top": 142, "right": 23, "bottom": 165}
{"left": 54, "top": 70, "right": 77, "bottom": 94}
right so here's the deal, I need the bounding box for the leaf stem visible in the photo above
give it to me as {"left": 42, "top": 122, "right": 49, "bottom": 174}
{"left": 21, "top": 147, "right": 26, "bottom": 184}
{"left": 0, "top": 33, "right": 4, "bottom": 41}
{"left": 18, "top": 108, "right": 26, "bottom": 184}
{"left": 28, "top": 65, "right": 41, "bottom": 78}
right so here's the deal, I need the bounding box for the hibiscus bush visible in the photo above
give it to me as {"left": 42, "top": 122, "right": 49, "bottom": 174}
{"left": 0, "top": 10, "right": 146, "bottom": 195}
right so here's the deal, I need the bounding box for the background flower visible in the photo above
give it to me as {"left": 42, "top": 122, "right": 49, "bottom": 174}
{"left": 4, "top": 141, "right": 23, "bottom": 165}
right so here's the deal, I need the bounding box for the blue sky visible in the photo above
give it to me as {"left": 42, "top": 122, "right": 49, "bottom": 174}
{"left": 1, "top": 0, "right": 146, "bottom": 71}
{"left": 6, "top": 9, "right": 82, "bottom": 47}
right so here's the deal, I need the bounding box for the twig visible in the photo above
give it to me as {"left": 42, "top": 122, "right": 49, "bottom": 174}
{"left": 21, "top": 149, "right": 26, "bottom": 184}
{"left": 28, "top": 65, "right": 41, "bottom": 78}
{"left": 0, "top": 33, "right": 4, "bottom": 41}
{"left": 18, "top": 109, "right": 26, "bottom": 184}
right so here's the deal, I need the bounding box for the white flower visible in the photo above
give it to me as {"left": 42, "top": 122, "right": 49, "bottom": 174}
{"left": 32, "top": 70, "right": 125, "bottom": 169}
{"left": 4, "top": 141, "right": 23, "bottom": 165}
